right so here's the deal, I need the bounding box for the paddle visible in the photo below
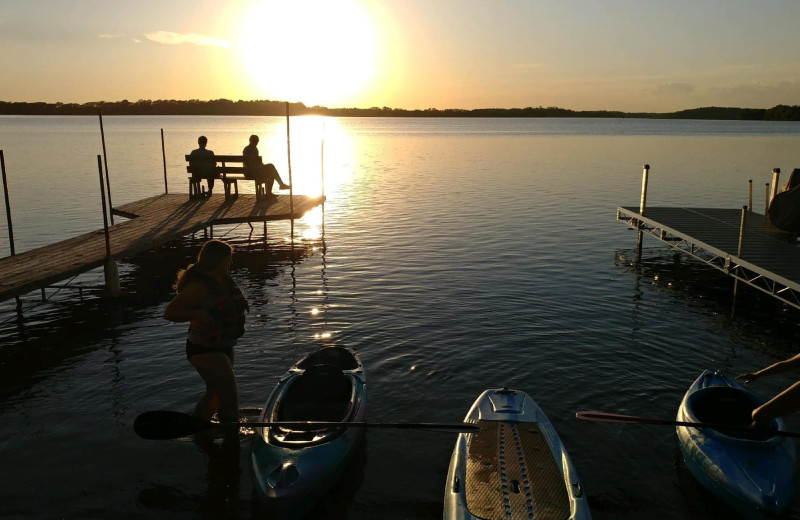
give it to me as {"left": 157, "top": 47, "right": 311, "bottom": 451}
{"left": 575, "top": 411, "right": 800, "bottom": 439}
{"left": 134, "top": 410, "right": 480, "bottom": 440}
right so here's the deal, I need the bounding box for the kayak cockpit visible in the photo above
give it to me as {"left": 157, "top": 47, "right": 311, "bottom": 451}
{"left": 686, "top": 386, "right": 779, "bottom": 443}
{"left": 269, "top": 363, "right": 356, "bottom": 445}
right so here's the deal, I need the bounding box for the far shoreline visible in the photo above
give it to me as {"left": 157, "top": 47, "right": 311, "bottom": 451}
{"left": 1, "top": 99, "right": 800, "bottom": 121}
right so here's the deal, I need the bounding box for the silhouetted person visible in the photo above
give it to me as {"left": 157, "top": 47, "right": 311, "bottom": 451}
{"left": 189, "top": 136, "right": 217, "bottom": 196}
{"left": 242, "top": 135, "right": 290, "bottom": 197}
{"left": 164, "top": 240, "right": 250, "bottom": 423}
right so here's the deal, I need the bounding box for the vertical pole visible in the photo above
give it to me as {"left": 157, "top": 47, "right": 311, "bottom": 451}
{"left": 770, "top": 168, "right": 781, "bottom": 204}
{"left": 635, "top": 164, "right": 650, "bottom": 263}
{"left": 639, "top": 164, "right": 650, "bottom": 214}
{"left": 0, "top": 149, "right": 22, "bottom": 312}
{"left": 161, "top": 128, "right": 168, "bottom": 194}
{"left": 97, "top": 155, "right": 111, "bottom": 258}
{"left": 733, "top": 205, "right": 747, "bottom": 302}
{"left": 286, "top": 102, "right": 295, "bottom": 240}
{"left": 321, "top": 122, "right": 326, "bottom": 199}
{"left": 765, "top": 183, "right": 770, "bottom": 214}
{"left": 1, "top": 150, "right": 15, "bottom": 256}
{"left": 748, "top": 180, "right": 752, "bottom": 213}
{"left": 99, "top": 153, "right": 119, "bottom": 298}
{"left": 98, "top": 109, "right": 114, "bottom": 224}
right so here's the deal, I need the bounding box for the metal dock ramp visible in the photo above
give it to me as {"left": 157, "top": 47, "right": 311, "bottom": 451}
{"left": 617, "top": 206, "right": 800, "bottom": 309}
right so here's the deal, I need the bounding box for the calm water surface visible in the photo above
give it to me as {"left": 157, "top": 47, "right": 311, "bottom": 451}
{"left": 2, "top": 116, "right": 800, "bottom": 519}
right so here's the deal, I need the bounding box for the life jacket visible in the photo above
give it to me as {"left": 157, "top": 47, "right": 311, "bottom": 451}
{"left": 193, "top": 271, "right": 247, "bottom": 340}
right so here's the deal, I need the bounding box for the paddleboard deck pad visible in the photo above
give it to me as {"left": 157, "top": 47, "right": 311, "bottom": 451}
{"left": 444, "top": 388, "right": 591, "bottom": 520}
{"left": 466, "top": 420, "right": 570, "bottom": 520}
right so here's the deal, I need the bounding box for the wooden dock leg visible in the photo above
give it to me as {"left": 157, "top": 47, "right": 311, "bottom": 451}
{"left": 748, "top": 180, "right": 752, "bottom": 212}
{"left": 104, "top": 256, "right": 120, "bottom": 297}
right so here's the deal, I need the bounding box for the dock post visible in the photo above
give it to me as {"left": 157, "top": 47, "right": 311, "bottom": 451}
{"left": 286, "top": 102, "right": 295, "bottom": 241}
{"left": 161, "top": 129, "right": 168, "bottom": 194}
{"left": 765, "top": 183, "right": 770, "bottom": 213}
{"left": 770, "top": 168, "right": 781, "bottom": 204}
{"left": 98, "top": 110, "right": 114, "bottom": 224}
{"left": 733, "top": 205, "right": 747, "bottom": 301}
{"left": 748, "top": 180, "right": 752, "bottom": 212}
{"left": 1, "top": 150, "right": 15, "bottom": 256}
{"left": 97, "top": 155, "right": 120, "bottom": 297}
{"left": 1, "top": 151, "right": 23, "bottom": 312}
{"left": 635, "top": 164, "right": 650, "bottom": 262}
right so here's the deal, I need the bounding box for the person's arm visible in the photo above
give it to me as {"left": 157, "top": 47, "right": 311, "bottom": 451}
{"left": 736, "top": 353, "right": 800, "bottom": 384}
{"left": 752, "top": 381, "right": 800, "bottom": 423}
{"left": 164, "top": 281, "right": 214, "bottom": 327}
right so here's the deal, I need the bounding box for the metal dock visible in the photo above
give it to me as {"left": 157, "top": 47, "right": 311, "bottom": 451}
{"left": 0, "top": 193, "right": 324, "bottom": 303}
{"left": 617, "top": 205, "right": 800, "bottom": 309}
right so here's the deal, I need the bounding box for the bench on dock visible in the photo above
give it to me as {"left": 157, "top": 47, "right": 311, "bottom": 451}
{"left": 185, "top": 155, "right": 270, "bottom": 200}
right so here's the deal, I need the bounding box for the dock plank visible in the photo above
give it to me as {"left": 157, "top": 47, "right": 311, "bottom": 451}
{"left": 0, "top": 194, "right": 324, "bottom": 301}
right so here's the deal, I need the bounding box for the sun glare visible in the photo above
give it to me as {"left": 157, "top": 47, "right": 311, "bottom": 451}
{"left": 239, "top": 0, "right": 378, "bottom": 107}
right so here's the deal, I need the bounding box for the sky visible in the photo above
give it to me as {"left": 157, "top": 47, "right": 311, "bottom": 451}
{"left": 2, "top": 0, "right": 800, "bottom": 113}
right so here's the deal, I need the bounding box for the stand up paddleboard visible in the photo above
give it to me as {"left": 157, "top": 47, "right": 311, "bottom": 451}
{"left": 444, "top": 388, "right": 591, "bottom": 519}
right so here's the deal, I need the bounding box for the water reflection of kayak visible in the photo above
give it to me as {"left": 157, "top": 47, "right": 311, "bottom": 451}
{"left": 677, "top": 369, "right": 797, "bottom": 515}
{"left": 250, "top": 346, "right": 366, "bottom": 518}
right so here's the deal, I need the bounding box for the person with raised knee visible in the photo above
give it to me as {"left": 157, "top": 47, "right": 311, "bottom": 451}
{"left": 242, "top": 134, "right": 290, "bottom": 197}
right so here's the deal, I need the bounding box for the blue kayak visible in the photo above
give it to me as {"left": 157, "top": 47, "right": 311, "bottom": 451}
{"left": 444, "top": 388, "right": 592, "bottom": 519}
{"left": 250, "top": 346, "right": 366, "bottom": 517}
{"left": 676, "top": 369, "right": 797, "bottom": 514}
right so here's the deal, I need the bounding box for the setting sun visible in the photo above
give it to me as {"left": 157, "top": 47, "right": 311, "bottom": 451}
{"left": 239, "top": 0, "right": 378, "bottom": 107}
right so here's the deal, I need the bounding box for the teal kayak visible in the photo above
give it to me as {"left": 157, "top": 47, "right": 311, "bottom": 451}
{"left": 444, "top": 388, "right": 591, "bottom": 520}
{"left": 677, "top": 369, "right": 797, "bottom": 514}
{"left": 250, "top": 346, "right": 366, "bottom": 517}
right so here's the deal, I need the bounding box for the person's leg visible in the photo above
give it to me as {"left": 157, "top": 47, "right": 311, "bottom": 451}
{"left": 207, "top": 176, "right": 215, "bottom": 195}
{"left": 265, "top": 163, "right": 290, "bottom": 190}
{"left": 255, "top": 166, "right": 274, "bottom": 195}
{"left": 189, "top": 351, "right": 239, "bottom": 423}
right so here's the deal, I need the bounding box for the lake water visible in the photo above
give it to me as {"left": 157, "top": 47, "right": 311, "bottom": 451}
{"left": 2, "top": 115, "right": 800, "bottom": 519}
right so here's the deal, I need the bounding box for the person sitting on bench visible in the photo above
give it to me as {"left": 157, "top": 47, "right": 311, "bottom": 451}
{"left": 242, "top": 135, "right": 290, "bottom": 196}
{"left": 188, "top": 135, "right": 216, "bottom": 196}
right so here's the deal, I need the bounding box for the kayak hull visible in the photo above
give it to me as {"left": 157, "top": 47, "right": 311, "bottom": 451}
{"left": 250, "top": 346, "right": 366, "bottom": 517}
{"left": 676, "top": 369, "right": 797, "bottom": 515}
{"left": 444, "top": 388, "right": 591, "bottom": 520}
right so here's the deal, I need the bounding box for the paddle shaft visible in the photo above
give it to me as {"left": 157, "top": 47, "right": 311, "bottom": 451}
{"left": 576, "top": 411, "right": 800, "bottom": 439}
{"left": 235, "top": 420, "right": 479, "bottom": 430}
{"left": 133, "top": 410, "right": 479, "bottom": 440}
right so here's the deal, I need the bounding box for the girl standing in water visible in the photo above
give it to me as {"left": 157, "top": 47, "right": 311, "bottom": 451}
{"left": 164, "top": 239, "right": 249, "bottom": 424}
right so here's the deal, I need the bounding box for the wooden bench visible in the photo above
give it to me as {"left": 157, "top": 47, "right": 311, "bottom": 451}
{"left": 185, "top": 154, "right": 270, "bottom": 200}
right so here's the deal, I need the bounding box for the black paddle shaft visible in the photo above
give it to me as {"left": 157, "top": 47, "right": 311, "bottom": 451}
{"left": 133, "top": 410, "right": 480, "bottom": 440}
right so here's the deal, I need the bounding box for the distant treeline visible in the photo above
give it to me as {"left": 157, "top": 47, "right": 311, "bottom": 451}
{"left": 2, "top": 99, "right": 800, "bottom": 121}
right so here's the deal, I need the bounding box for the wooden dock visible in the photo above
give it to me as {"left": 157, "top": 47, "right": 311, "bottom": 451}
{"left": 0, "top": 193, "right": 324, "bottom": 303}
{"left": 617, "top": 206, "right": 800, "bottom": 309}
